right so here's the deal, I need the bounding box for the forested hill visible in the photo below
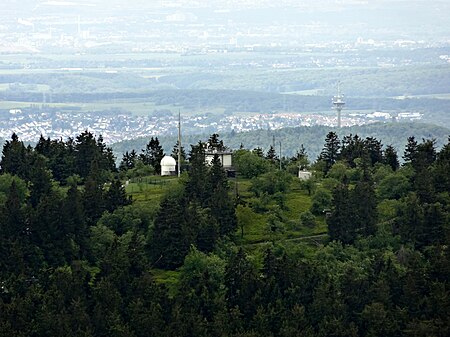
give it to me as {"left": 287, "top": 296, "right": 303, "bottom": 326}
{"left": 112, "top": 122, "right": 449, "bottom": 160}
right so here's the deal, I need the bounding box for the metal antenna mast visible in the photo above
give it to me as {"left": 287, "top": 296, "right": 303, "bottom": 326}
{"left": 178, "top": 110, "right": 181, "bottom": 177}
{"left": 332, "top": 81, "right": 345, "bottom": 128}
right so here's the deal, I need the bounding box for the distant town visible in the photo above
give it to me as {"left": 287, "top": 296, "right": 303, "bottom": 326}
{"left": 0, "top": 105, "right": 422, "bottom": 143}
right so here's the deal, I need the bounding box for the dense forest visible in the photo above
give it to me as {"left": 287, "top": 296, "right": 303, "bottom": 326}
{"left": 112, "top": 122, "right": 450, "bottom": 160}
{"left": 0, "top": 130, "right": 449, "bottom": 336}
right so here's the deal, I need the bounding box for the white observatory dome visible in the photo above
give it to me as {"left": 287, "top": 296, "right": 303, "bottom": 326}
{"left": 160, "top": 155, "right": 176, "bottom": 176}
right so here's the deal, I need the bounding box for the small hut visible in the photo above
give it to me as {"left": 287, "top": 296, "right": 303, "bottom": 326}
{"left": 298, "top": 169, "right": 312, "bottom": 181}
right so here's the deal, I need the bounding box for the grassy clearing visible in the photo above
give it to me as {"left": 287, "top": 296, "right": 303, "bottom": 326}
{"left": 151, "top": 269, "right": 180, "bottom": 298}
{"left": 123, "top": 174, "right": 325, "bottom": 246}
{"left": 235, "top": 177, "right": 326, "bottom": 245}
{"left": 125, "top": 176, "right": 178, "bottom": 205}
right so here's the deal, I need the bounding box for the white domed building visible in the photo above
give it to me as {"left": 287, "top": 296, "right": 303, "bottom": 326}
{"left": 160, "top": 155, "right": 176, "bottom": 176}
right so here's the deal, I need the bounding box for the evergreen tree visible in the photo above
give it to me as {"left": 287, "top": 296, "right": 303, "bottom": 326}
{"left": 253, "top": 147, "right": 264, "bottom": 158}
{"left": 151, "top": 191, "right": 194, "bottom": 269}
{"left": 265, "top": 145, "right": 277, "bottom": 163}
{"left": 415, "top": 138, "right": 437, "bottom": 169}
{"left": 364, "top": 136, "right": 383, "bottom": 166}
{"left": 352, "top": 179, "right": 377, "bottom": 237}
{"left": 140, "top": 137, "right": 164, "bottom": 174}
{"left": 1, "top": 181, "right": 25, "bottom": 239}
{"left": 433, "top": 137, "right": 450, "bottom": 193}
{"left": 30, "top": 191, "right": 67, "bottom": 266}
{"left": 171, "top": 140, "right": 186, "bottom": 162}
{"left": 397, "top": 193, "right": 425, "bottom": 246}
{"left": 403, "top": 136, "right": 418, "bottom": 165}
{"left": 383, "top": 145, "right": 399, "bottom": 171}
{"left": 421, "top": 202, "right": 446, "bottom": 247}
{"left": 186, "top": 142, "right": 210, "bottom": 204}
{"left": 207, "top": 133, "right": 225, "bottom": 151}
{"left": 34, "top": 134, "right": 51, "bottom": 157}
{"left": 48, "top": 139, "right": 74, "bottom": 183}
{"left": 63, "top": 182, "right": 88, "bottom": 259}
{"left": 340, "top": 134, "right": 364, "bottom": 167}
{"left": 83, "top": 161, "right": 105, "bottom": 226}
{"left": 74, "top": 130, "right": 99, "bottom": 178}
{"left": 319, "top": 131, "right": 340, "bottom": 174}
{"left": 225, "top": 248, "right": 259, "bottom": 319}
{"left": 105, "top": 178, "right": 132, "bottom": 213}
{"left": 193, "top": 205, "right": 219, "bottom": 253}
{"left": 208, "top": 169, "right": 237, "bottom": 237}
{"left": 0, "top": 133, "right": 27, "bottom": 178}
{"left": 327, "top": 182, "right": 356, "bottom": 244}
{"left": 28, "top": 153, "right": 53, "bottom": 207}
{"left": 119, "top": 150, "right": 138, "bottom": 172}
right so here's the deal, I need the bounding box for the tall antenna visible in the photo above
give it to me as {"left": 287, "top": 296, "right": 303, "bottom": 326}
{"left": 178, "top": 110, "right": 181, "bottom": 177}
{"left": 332, "top": 81, "right": 345, "bottom": 128}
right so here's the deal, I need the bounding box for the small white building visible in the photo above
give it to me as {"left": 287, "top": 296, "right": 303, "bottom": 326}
{"left": 298, "top": 169, "right": 312, "bottom": 181}
{"left": 205, "top": 150, "right": 233, "bottom": 168}
{"left": 160, "top": 156, "right": 176, "bottom": 176}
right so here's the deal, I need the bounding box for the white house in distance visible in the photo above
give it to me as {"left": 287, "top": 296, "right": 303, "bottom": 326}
{"left": 205, "top": 150, "right": 233, "bottom": 168}
{"left": 160, "top": 155, "right": 176, "bottom": 176}
{"left": 298, "top": 169, "right": 312, "bottom": 180}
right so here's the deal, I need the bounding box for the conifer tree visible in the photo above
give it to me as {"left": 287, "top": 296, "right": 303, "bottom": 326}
{"left": 265, "top": 145, "right": 278, "bottom": 165}
{"left": 209, "top": 185, "right": 237, "bottom": 237}
{"left": 1, "top": 181, "right": 24, "bottom": 239}
{"left": 207, "top": 133, "right": 225, "bottom": 151}
{"left": 171, "top": 140, "right": 186, "bottom": 161}
{"left": 319, "top": 131, "right": 340, "bottom": 174}
{"left": 0, "top": 133, "right": 27, "bottom": 178}
{"left": 74, "top": 130, "right": 99, "bottom": 178}
{"left": 225, "top": 248, "right": 258, "bottom": 319}
{"left": 365, "top": 136, "right": 383, "bottom": 166}
{"left": 140, "top": 137, "right": 164, "bottom": 174}
{"left": 187, "top": 142, "right": 210, "bottom": 204}
{"left": 151, "top": 192, "right": 194, "bottom": 269}
{"left": 352, "top": 179, "right": 377, "bottom": 237}
{"left": 34, "top": 134, "right": 51, "bottom": 157}
{"left": 63, "top": 182, "right": 88, "bottom": 258}
{"left": 397, "top": 193, "right": 425, "bottom": 246}
{"left": 83, "top": 160, "right": 105, "bottom": 226}
{"left": 340, "top": 134, "right": 364, "bottom": 167}
{"left": 105, "top": 178, "right": 132, "bottom": 213}
{"left": 403, "top": 136, "right": 418, "bottom": 165}
{"left": 28, "top": 153, "right": 52, "bottom": 208}
{"left": 383, "top": 145, "right": 399, "bottom": 171}
{"left": 433, "top": 137, "right": 450, "bottom": 193}
{"left": 327, "top": 182, "right": 356, "bottom": 244}
{"left": 253, "top": 147, "right": 264, "bottom": 158}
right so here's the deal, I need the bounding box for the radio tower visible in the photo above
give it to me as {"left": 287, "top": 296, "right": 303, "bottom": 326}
{"left": 332, "top": 81, "right": 345, "bottom": 128}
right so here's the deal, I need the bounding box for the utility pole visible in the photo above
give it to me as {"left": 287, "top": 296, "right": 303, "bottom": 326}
{"left": 178, "top": 110, "right": 181, "bottom": 177}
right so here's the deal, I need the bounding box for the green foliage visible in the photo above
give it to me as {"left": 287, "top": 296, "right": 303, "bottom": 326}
{"left": 0, "top": 173, "right": 28, "bottom": 205}
{"left": 140, "top": 137, "right": 164, "bottom": 175}
{"left": 377, "top": 171, "right": 411, "bottom": 200}
{"left": 233, "top": 149, "right": 271, "bottom": 178}
{"left": 300, "top": 211, "right": 317, "bottom": 228}
{"left": 310, "top": 188, "right": 332, "bottom": 215}
{"left": 327, "top": 161, "right": 350, "bottom": 181}
{"left": 250, "top": 170, "right": 292, "bottom": 197}
{"left": 0, "top": 131, "right": 449, "bottom": 337}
